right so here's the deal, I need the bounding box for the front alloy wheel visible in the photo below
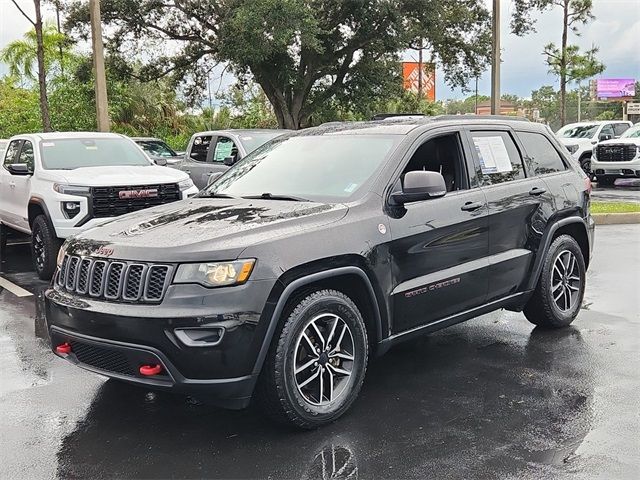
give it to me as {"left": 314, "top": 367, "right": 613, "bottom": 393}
{"left": 256, "top": 289, "right": 368, "bottom": 428}
{"left": 293, "top": 313, "right": 355, "bottom": 406}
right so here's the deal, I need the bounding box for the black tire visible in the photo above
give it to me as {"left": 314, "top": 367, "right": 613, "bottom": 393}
{"left": 579, "top": 154, "right": 591, "bottom": 175}
{"left": 596, "top": 175, "right": 615, "bottom": 186}
{"left": 524, "top": 235, "right": 586, "bottom": 328}
{"left": 31, "top": 215, "right": 61, "bottom": 280}
{"left": 256, "top": 289, "right": 369, "bottom": 429}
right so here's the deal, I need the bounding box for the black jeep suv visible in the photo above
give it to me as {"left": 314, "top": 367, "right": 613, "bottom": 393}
{"left": 46, "top": 116, "right": 594, "bottom": 428}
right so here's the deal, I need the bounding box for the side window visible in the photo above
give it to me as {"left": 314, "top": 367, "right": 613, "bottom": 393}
{"left": 599, "top": 124, "right": 614, "bottom": 140}
{"left": 470, "top": 131, "right": 525, "bottom": 186}
{"left": 18, "top": 140, "right": 35, "bottom": 171}
{"left": 189, "top": 135, "right": 212, "bottom": 162}
{"left": 3, "top": 140, "right": 21, "bottom": 167}
{"left": 517, "top": 131, "right": 566, "bottom": 176}
{"left": 614, "top": 123, "right": 630, "bottom": 137}
{"left": 401, "top": 132, "right": 468, "bottom": 192}
{"left": 212, "top": 136, "right": 238, "bottom": 162}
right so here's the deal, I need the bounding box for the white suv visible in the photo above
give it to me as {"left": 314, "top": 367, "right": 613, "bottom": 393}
{"left": 0, "top": 132, "right": 198, "bottom": 279}
{"left": 556, "top": 121, "right": 632, "bottom": 174}
{"left": 592, "top": 124, "right": 640, "bottom": 185}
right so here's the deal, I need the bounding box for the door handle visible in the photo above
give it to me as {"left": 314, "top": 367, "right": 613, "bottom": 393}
{"left": 461, "top": 201, "right": 484, "bottom": 211}
{"left": 529, "top": 186, "right": 547, "bottom": 196}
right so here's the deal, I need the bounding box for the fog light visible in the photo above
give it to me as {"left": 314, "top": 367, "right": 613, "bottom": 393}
{"left": 62, "top": 201, "right": 81, "bottom": 219}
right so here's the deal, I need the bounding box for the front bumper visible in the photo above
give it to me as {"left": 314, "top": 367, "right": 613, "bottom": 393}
{"left": 591, "top": 159, "right": 640, "bottom": 178}
{"left": 45, "top": 278, "right": 278, "bottom": 408}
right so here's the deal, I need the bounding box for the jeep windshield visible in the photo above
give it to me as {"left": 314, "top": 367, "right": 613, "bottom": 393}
{"left": 557, "top": 124, "right": 599, "bottom": 139}
{"left": 40, "top": 138, "right": 151, "bottom": 170}
{"left": 201, "top": 134, "right": 401, "bottom": 202}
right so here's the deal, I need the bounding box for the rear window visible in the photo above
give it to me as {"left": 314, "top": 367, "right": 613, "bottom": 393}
{"left": 40, "top": 138, "right": 151, "bottom": 170}
{"left": 517, "top": 131, "right": 566, "bottom": 176}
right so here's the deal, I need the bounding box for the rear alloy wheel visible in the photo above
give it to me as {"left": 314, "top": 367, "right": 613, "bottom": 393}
{"left": 31, "top": 215, "right": 61, "bottom": 280}
{"left": 256, "top": 289, "right": 368, "bottom": 429}
{"left": 524, "top": 235, "right": 586, "bottom": 328}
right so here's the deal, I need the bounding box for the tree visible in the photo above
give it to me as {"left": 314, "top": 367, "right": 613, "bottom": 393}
{"left": 6, "top": 0, "right": 54, "bottom": 131}
{"left": 511, "top": 0, "right": 603, "bottom": 126}
{"left": 64, "top": 0, "right": 491, "bottom": 130}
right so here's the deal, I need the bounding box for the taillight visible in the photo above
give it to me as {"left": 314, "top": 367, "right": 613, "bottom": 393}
{"left": 584, "top": 176, "right": 592, "bottom": 195}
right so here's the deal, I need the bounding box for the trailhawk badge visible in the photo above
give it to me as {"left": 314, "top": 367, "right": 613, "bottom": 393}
{"left": 118, "top": 188, "right": 158, "bottom": 199}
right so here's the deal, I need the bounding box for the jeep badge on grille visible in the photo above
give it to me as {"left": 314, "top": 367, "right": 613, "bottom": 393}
{"left": 118, "top": 188, "right": 158, "bottom": 199}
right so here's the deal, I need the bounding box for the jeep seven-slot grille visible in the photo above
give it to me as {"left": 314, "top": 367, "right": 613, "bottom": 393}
{"left": 596, "top": 144, "right": 637, "bottom": 162}
{"left": 57, "top": 255, "right": 172, "bottom": 303}
{"left": 90, "top": 183, "right": 181, "bottom": 218}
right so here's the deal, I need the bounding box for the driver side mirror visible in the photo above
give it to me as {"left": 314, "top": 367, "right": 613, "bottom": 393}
{"left": 600, "top": 133, "right": 612, "bottom": 141}
{"left": 223, "top": 155, "right": 237, "bottom": 167}
{"left": 390, "top": 170, "right": 447, "bottom": 206}
{"left": 153, "top": 158, "right": 168, "bottom": 166}
{"left": 7, "top": 163, "right": 31, "bottom": 176}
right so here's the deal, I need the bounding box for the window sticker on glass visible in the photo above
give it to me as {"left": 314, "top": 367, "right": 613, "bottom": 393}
{"left": 214, "top": 141, "right": 234, "bottom": 161}
{"left": 473, "top": 136, "right": 512, "bottom": 174}
{"left": 344, "top": 183, "right": 358, "bottom": 193}
{"left": 42, "top": 142, "right": 55, "bottom": 147}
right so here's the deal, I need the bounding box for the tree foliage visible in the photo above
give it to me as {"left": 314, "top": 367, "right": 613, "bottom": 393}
{"left": 63, "top": 0, "right": 491, "bottom": 129}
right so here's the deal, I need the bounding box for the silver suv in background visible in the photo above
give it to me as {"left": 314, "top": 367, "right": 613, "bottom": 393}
{"left": 178, "top": 129, "right": 289, "bottom": 189}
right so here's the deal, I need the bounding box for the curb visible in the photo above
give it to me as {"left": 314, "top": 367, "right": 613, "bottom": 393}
{"left": 593, "top": 212, "right": 640, "bottom": 225}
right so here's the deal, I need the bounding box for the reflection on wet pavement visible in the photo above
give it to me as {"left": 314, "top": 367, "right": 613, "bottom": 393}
{"left": 1, "top": 225, "right": 639, "bottom": 479}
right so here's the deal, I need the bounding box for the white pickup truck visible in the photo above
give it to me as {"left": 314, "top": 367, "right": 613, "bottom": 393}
{"left": 0, "top": 132, "right": 198, "bottom": 279}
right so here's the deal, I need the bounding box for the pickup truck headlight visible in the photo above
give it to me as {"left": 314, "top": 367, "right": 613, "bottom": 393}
{"left": 53, "top": 183, "right": 91, "bottom": 195}
{"left": 178, "top": 178, "right": 194, "bottom": 191}
{"left": 566, "top": 145, "right": 579, "bottom": 154}
{"left": 174, "top": 259, "right": 255, "bottom": 287}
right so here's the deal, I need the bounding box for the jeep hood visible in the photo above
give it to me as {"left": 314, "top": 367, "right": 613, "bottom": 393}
{"left": 68, "top": 198, "right": 348, "bottom": 262}
{"left": 49, "top": 165, "right": 188, "bottom": 186}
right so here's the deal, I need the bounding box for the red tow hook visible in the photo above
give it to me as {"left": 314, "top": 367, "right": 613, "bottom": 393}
{"left": 56, "top": 343, "right": 72, "bottom": 355}
{"left": 139, "top": 364, "right": 163, "bottom": 376}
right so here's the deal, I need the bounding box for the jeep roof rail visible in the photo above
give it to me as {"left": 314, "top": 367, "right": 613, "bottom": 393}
{"left": 371, "top": 113, "right": 427, "bottom": 120}
{"left": 432, "top": 114, "right": 530, "bottom": 122}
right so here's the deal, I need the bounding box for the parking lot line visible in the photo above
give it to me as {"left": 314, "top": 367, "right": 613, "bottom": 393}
{"left": 0, "top": 276, "right": 33, "bottom": 297}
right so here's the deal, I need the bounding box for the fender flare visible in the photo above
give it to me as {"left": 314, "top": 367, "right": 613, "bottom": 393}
{"left": 251, "top": 266, "right": 383, "bottom": 376}
{"left": 525, "top": 216, "right": 589, "bottom": 291}
{"left": 28, "top": 196, "right": 55, "bottom": 230}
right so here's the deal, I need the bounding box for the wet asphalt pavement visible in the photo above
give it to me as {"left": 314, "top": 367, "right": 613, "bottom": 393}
{"left": 0, "top": 225, "right": 639, "bottom": 480}
{"left": 591, "top": 178, "right": 640, "bottom": 203}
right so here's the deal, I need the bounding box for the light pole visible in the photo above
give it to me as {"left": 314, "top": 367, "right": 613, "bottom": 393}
{"left": 490, "top": 0, "right": 501, "bottom": 115}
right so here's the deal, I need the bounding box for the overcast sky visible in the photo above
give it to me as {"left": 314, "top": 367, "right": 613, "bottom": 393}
{"left": 1, "top": 0, "right": 638, "bottom": 100}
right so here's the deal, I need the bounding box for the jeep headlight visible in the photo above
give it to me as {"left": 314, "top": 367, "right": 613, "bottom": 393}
{"left": 178, "top": 178, "right": 194, "bottom": 191}
{"left": 174, "top": 259, "right": 255, "bottom": 287}
{"left": 56, "top": 242, "right": 68, "bottom": 267}
{"left": 566, "top": 145, "right": 579, "bottom": 154}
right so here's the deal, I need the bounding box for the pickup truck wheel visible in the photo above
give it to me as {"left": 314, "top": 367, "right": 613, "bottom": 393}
{"left": 579, "top": 154, "right": 591, "bottom": 175}
{"left": 31, "top": 215, "right": 61, "bottom": 280}
{"left": 256, "top": 289, "right": 368, "bottom": 429}
{"left": 524, "top": 235, "right": 586, "bottom": 328}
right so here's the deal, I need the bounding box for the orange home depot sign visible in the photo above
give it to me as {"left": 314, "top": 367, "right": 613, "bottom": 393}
{"left": 402, "top": 62, "right": 436, "bottom": 101}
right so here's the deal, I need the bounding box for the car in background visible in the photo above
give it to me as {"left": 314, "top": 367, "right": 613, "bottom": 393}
{"left": 0, "top": 132, "right": 198, "bottom": 279}
{"left": 178, "top": 129, "right": 290, "bottom": 189}
{"left": 132, "top": 137, "right": 184, "bottom": 166}
{"left": 591, "top": 124, "right": 640, "bottom": 185}
{"left": 556, "top": 121, "right": 632, "bottom": 174}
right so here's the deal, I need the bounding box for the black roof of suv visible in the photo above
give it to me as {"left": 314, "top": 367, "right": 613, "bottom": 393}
{"left": 46, "top": 116, "right": 594, "bottom": 428}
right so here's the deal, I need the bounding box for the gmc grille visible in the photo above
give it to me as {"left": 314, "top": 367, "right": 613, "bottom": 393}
{"left": 90, "top": 183, "right": 181, "bottom": 218}
{"left": 596, "top": 144, "right": 637, "bottom": 162}
{"left": 56, "top": 255, "right": 172, "bottom": 303}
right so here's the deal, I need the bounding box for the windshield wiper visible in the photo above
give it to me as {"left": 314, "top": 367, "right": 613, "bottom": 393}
{"left": 242, "top": 193, "right": 310, "bottom": 202}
